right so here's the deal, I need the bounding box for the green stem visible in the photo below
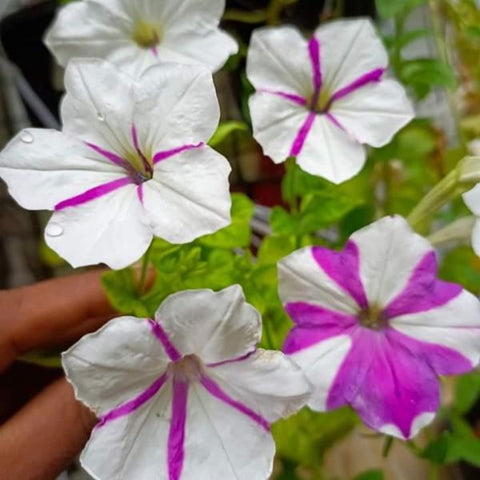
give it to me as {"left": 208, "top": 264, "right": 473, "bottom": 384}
{"left": 263, "top": 317, "right": 275, "bottom": 349}
{"left": 138, "top": 244, "right": 152, "bottom": 295}
{"left": 283, "top": 157, "right": 299, "bottom": 214}
{"left": 223, "top": 9, "right": 267, "bottom": 23}
{"left": 382, "top": 436, "right": 394, "bottom": 458}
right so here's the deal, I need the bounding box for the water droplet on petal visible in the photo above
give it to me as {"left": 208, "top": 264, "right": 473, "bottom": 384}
{"left": 46, "top": 223, "right": 63, "bottom": 237}
{"left": 20, "top": 131, "right": 34, "bottom": 143}
{"left": 97, "top": 112, "right": 105, "bottom": 121}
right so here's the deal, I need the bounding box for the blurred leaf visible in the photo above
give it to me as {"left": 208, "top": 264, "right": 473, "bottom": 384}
{"left": 198, "top": 193, "right": 254, "bottom": 248}
{"left": 18, "top": 349, "right": 62, "bottom": 368}
{"left": 257, "top": 235, "right": 298, "bottom": 265}
{"left": 454, "top": 369, "right": 480, "bottom": 414}
{"left": 376, "top": 0, "right": 425, "bottom": 18}
{"left": 39, "top": 241, "right": 65, "bottom": 267}
{"left": 353, "top": 469, "right": 385, "bottom": 480}
{"left": 208, "top": 121, "right": 248, "bottom": 147}
{"left": 439, "top": 247, "right": 480, "bottom": 295}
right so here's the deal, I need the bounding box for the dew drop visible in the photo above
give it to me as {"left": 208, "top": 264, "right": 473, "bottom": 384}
{"left": 20, "top": 131, "right": 34, "bottom": 143}
{"left": 46, "top": 223, "right": 64, "bottom": 237}
{"left": 97, "top": 112, "right": 105, "bottom": 121}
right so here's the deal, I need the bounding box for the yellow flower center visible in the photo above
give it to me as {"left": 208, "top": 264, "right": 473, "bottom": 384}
{"left": 132, "top": 21, "right": 162, "bottom": 49}
{"left": 314, "top": 88, "right": 332, "bottom": 113}
{"left": 358, "top": 304, "right": 387, "bottom": 330}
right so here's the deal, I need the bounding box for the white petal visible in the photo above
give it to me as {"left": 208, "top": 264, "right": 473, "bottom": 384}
{"left": 249, "top": 93, "right": 308, "bottom": 164}
{"left": 278, "top": 246, "right": 359, "bottom": 315}
{"left": 380, "top": 412, "right": 436, "bottom": 440}
{"left": 463, "top": 183, "right": 480, "bottom": 215}
{"left": 0, "top": 129, "right": 125, "bottom": 210}
{"left": 143, "top": 146, "right": 231, "bottom": 243}
{"left": 182, "top": 382, "right": 275, "bottom": 480}
{"left": 133, "top": 63, "right": 219, "bottom": 153}
{"left": 63, "top": 316, "right": 169, "bottom": 415}
{"left": 46, "top": 184, "right": 152, "bottom": 269}
{"left": 81, "top": 380, "right": 173, "bottom": 480}
{"left": 205, "top": 349, "right": 312, "bottom": 422}
{"left": 331, "top": 78, "right": 414, "bottom": 147}
{"left": 472, "top": 219, "right": 480, "bottom": 256}
{"left": 391, "top": 290, "right": 480, "bottom": 366}
{"left": 315, "top": 18, "right": 388, "bottom": 92}
{"left": 296, "top": 114, "right": 366, "bottom": 183}
{"left": 44, "top": 1, "right": 133, "bottom": 68}
{"left": 288, "top": 335, "right": 352, "bottom": 411}
{"left": 247, "top": 26, "right": 313, "bottom": 95}
{"left": 61, "top": 58, "right": 135, "bottom": 155}
{"left": 155, "top": 286, "right": 262, "bottom": 364}
{"left": 351, "top": 216, "right": 432, "bottom": 306}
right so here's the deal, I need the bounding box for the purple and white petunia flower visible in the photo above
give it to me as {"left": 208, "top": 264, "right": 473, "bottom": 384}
{"left": 279, "top": 216, "right": 480, "bottom": 439}
{"left": 246, "top": 19, "right": 414, "bottom": 183}
{"left": 0, "top": 59, "right": 231, "bottom": 269}
{"left": 45, "top": 0, "right": 238, "bottom": 77}
{"left": 463, "top": 185, "right": 480, "bottom": 256}
{"left": 63, "top": 285, "right": 311, "bottom": 480}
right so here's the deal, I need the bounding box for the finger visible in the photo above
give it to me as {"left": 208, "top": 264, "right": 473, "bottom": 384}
{"left": 0, "top": 377, "right": 96, "bottom": 480}
{"left": 0, "top": 270, "right": 114, "bottom": 371}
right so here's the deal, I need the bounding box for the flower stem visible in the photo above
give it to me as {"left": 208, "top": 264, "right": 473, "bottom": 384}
{"left": 138, "top": 244, "right": 152, "bottom": 295}
{"left": 382, "top": 435, "right": 394, "bottom": 458}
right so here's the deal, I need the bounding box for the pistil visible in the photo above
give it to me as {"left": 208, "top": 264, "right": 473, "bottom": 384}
{"left": 358, "top": 304, "right": 388, "bottom": 330}
{"left": 132, "top": 21, "right": 162, "bottom": 49}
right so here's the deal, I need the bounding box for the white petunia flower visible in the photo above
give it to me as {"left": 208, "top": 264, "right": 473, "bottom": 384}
{"left": 63, "top": 285, "right": 312, "bottom": 480}
{"left": 44, "top": 0, "right": 238, "bottom": 77}
{"left": 0, "top": 59, "right": 231, "bottom": 269}
{"left": 246, "top": 18, "right": 414, "bottom": 183}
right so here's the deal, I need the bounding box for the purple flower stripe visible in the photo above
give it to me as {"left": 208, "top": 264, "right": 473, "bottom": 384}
{"left": 85, "top": 142, "right": 128, "bottom": 169}
{"left": 384, "top": 251, "right": 462, "bottom": 319}
{"left": 325, "top": 112, "right": 347, "bottom": 132}
{"left": 96, "top": 373, "right": 168, "bottom": 429}
{"left": 131, "top": 124, "right": 153, "bottom": 176}
{"left": 257, "top": 88, "right": 307, "bottom": 106}
{"left": 200, "top": 375, "right": 270, "bottom": 432}
{"left": 289, "top": 112, "right": 316, "bottom": 157}
{"left": 55, "top": 177, "right": 132, "bottom": 211}
{"left": 308, "top": 36, "right": 322, "bottom": 97}
{"left": 152, "top": 46, "right": 159, "bottom": 58}
{"left": 137, "top": 184, "right": 144, "bottom": 204}
{"left": 283, "top": 302, "right": 356, "bottom": 354}
{"left": 312, "top": 241, "right": 369, "bottom": 309}
{"left": 206, "top": 350, "right": 256, "bottom": 368}
{"left": 149, "top": 319, "right": 182, "bottom": 362}
{"left": 168, "top": 380, "right": 189, "bottom": 480}
{"left": 325, "top": 68, "right": 385, "bottom": 110}
{"left": 153, "top": 142, "right": 204, "bottom": 165}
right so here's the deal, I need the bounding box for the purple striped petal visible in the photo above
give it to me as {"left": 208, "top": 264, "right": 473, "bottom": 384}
{"left": 55, "top": 177, "right": 132, "bottom": 211}
{"left": 326, "top": 68, "right": 384, "bottom": 109}
{"left": 149, "top": 319, "right": 182, "bottom": 362}
{"left": 153, "top": 142, "right": 204, "bottom": 165}
{"left": 168, "top": 380, "right": 188, "bottom": 480}
{"left": 325, "top": 112, "right": 347, "bottom": 132}
{"left": 200, "top": 374, "right": 270, "bottom": 432}
{"left": 96, "top": 373, "right": 168, "bottom": 428}
{"left": 289, "top": 112, "right": 316, "bottom": 157}
{"left": 207, "top": 350, "right": 256, "bottom": 368}
{"left": 137, "top": 184, "right": 144, "bottom": 204}
{"left": 308, "top": 36, "right": 322, "bottom": 96}
{"left": 85, "top": 142, "right": 128, "bottom": 169}
{"left": 257, "top": 88, "right": 308, "bottom": 106}
{"left": 384, "top": 252, "right": 462, "bottom": 319}
{"left": 312, "top": 241, "right": 369, "bottom": 309}
{"left": 283, "top": 302, "right": 356, "bottom": 354}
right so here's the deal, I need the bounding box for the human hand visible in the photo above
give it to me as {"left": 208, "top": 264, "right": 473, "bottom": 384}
{"left": 0, "top": 271, "right": 115, "bottom": 480}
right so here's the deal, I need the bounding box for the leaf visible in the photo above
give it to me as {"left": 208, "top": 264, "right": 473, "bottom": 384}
{"left": 353, "top": 469, "right": 385, "bottom": 480}
{"left": 454, "top": 370, "right": 480, "bottom": 414}
{"left": 376, "top": 0, "right": 426, "bottom": 18}
{"left": 198, "top": 193, "right": 254, "bottom": 248}
{"left": 439, "top": 247, "right": 480, "bottom": 295}
{"left": 208, "top": 121, "right": 248, "bottom": 147}
{"left": 257, "top": 235, "right": 298, "bottom": 265}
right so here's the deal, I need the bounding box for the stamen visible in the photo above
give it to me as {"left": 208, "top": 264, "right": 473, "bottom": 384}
{"left": 132, "top": 21, "right": 162, "bottom": 49}
{"left": 358, "top": 304, "right": 388, "bottom": 330}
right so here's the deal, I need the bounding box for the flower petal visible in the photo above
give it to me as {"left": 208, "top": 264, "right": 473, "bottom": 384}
{"left": 205, "top": 349, "right": 312, "bottom": 423}
{"left": 463, "top": 183, "right": 480, "bottom": 216}
{"left": 61, "top": 58, "right": 135, "bottom": 155}
{"left": 314, "top": 18, "right": 388, "bottom": 93}
{"left": 247, "top": 26, "right": 313, "bottom": 96}
{"left": 351, "top": 216, "right": 432, "bottom": 307}
{"left": 390, "top": 290, "right": 480, "bottom": 367}
{"left": 133, "top": 63, "right": 219, "bottom": 153}
{"left": 296, "top": 114, "right": 366, "bottom": 183}
{"left": 62, "top": 316, "right": 170, "bottom": 415}
{"left": 142, "top": 146, "right": 231, "bottom": 243}
{"left": 278, "top": 246, "right": 360, "bottom": 315}
{"left": 80, "top": 379, "right": 173, "bottom": 480}
{"left": 180, "top": 382, "right": 275, "bottom": 480}
{"left": 0, "top": 129, "right": 125, "bottom": 210}
{"left": 46, "top": 183, "right": 152, "bottom": 268}
{"left": 331, "top": 79, "right": 414, "bottom": 147}
{"left": 155, "top": 286, "right": 262, "bottom": 365}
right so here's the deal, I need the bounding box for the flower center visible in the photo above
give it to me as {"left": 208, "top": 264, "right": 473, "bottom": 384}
{"left": 132, "top": 21, "right": 162, "bottom": 49}
{"left": 167, "top": 354, "right": 203, "bottom": 383}
{"left": 358, "top": 304, "right": 388, "bottom": 330}
{"left": 123, "top": 150, "right": 153, "bottom": 185}
{"left": 312, "top": 88, "right": 332, "bottom": 113}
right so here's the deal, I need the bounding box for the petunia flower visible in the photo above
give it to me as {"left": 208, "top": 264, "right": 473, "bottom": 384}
{"left": 246, "top": 19, "right": 414, "bottom": 183}
{"left": 463, "top": 184, "right": 480, "bottom": 256}
{"left": 63, "top": 285, "right": 311, "bottom": 480}
{"left": 0, "top": 59, "right": 231, "bottom": 269}
{"left": 278, "top": 216, "right": 480, "bottom": 439}
{"left": 44, "top": 0, "right": 238, "bottom": 77}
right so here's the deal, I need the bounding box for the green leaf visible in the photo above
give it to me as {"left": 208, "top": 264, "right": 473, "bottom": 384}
{"left": 208, "top": 121, "right": 248, "bottom": 147}
{"left": 376, "top": 0, "right": 425, "bottom": 18}
{"left": 198, "top": 193, "right": 254, "bottom": 248}
{"left": 439, "top": 247, "right": 480, "bottom": 295}
{"left": 101, "top": 268, "right": 150, "bottom": 317}
{"left": 353, "top": 469, "right": 385, "bottom": 480}
{"left": 257, "top": 235, "right": 298, "bottom": 265}
{"left": 454, "top": 370, "right": 480, "bottom": 414}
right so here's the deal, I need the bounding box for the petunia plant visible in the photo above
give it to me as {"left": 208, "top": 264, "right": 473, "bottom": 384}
{"left": 2, "top": 0, "right": 480, "bottom": 479}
